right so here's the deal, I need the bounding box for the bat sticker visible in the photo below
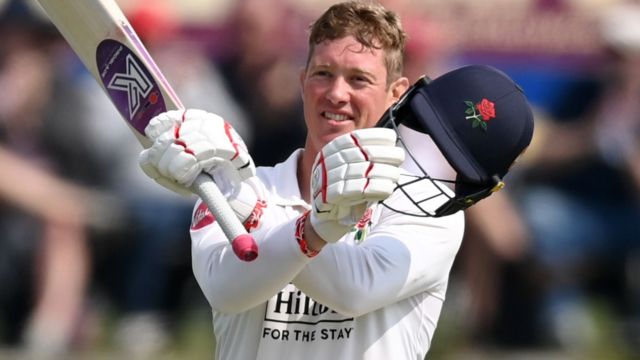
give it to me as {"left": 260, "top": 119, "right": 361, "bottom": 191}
{"left": 96, "top": 39, "right": 167, "bottom": 134}
{"left": 107, "top": 53, "right": 153, "bottom": 118}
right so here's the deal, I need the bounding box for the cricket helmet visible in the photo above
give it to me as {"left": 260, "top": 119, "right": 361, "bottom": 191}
{"left": 378, "top": 65, "right": 534, "bottom": 217}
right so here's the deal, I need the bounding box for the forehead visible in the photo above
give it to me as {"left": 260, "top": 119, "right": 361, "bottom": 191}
{"left": 308, "top": 36, "right": 387, "bottom": 73}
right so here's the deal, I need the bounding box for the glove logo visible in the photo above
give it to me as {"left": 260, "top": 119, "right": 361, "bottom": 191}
{"left": 464, "top": 98, "right": 495, "bottom": 131}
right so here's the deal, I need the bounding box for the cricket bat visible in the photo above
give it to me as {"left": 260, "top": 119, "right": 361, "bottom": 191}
{"left": 35, "top": 0, "right": 258, "bottom": 261}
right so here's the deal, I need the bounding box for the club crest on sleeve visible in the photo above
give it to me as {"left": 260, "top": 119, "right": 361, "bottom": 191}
{"left": 464, "top": 98, "right": 496, "bottom": 131}
{"left": 191, "top": 201, "right": 215, "bottom": 230}
{"left": 351, "top": 207, "right": 373, "bottom": 243}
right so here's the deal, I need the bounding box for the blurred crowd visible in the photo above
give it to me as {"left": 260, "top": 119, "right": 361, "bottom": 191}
{"left": 0, "top": 0, "right": 639, "bottom": 358}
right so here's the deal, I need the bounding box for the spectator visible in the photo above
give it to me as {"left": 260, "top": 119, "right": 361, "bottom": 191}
{"left": 514, "top": 0, "right": 640, "bottom": 352}
{"left": 0, "top": 3, "right": 113, "bottom": 355}
{"left": 216, "top": 0, "right": 307, "bottom": 166}
{"left": 74, "top": 0, "right": 253, "bottom": 356}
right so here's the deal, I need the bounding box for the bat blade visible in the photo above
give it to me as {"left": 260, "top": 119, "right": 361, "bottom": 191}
{"left": 35, "top": 0, "right": 181, "bottom": 146}
{"left": 35, "top": 0, "right": 258, "bottom": 261}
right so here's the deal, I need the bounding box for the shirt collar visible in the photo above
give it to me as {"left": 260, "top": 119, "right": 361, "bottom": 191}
{"left": 258, "top": 149, "right": 311, "bottom": 209}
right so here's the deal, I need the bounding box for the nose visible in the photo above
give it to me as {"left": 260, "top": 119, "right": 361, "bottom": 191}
{"left": 325, "top": 77, "right": 350, "bottom": 105}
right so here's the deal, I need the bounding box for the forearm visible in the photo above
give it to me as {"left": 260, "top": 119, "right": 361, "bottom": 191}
{"left": 293, "top": 221, "right": 463, "bottom": 317}
{"left": 0, "top": 147, "right": 88, "bottom": 226}
{"left": 293, "top": 235, "right": 411, "bottom": 317}
{"left": 192, "top": 216, "right": 311, "bottom": 313}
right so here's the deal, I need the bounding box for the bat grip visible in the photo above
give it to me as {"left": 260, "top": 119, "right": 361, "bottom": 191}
{"left": 191, "top": 174, "right": 259, "bottom": 262}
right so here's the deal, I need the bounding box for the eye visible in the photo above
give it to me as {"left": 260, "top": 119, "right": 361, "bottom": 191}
{"left": 311, "top": 69, "right": 332, "bottom": 78}
{"left": 351, "top": 74, "right": 372, "bottom": 86}
{"left": 354, "top": 75, "right": 368, "bottom": 82}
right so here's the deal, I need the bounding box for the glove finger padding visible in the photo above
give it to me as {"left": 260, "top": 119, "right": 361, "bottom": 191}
{"left": 358, "top": 145, "right": 405, "bottom": 165}
{"left": 139, "top": 148, "right": 193, "bottom": 197}
{"left": 324, "top": 127, "right": 398, "bottom": 153}
{"left": 310, "top": 128, "right": 405, "bottom": 243}
{"left": 325, "top": 161, "right": 401, "bottom": 185}
{"left": 312, "top": 129, "right": 404, "bottom": 205}
{"left": 138, "top": 109, "right": 258, "bottom": 217}
{"left": 145, "top": 110, "right": 183, "bottom": 141}
{"left": 178, "top": 110, "right": 255, "bottom": 180}
{"left": 326, "top": 176, "right": 399, "bottom": 204}
{"left": 145, "top": 132, "right": 202, "bottom": 185}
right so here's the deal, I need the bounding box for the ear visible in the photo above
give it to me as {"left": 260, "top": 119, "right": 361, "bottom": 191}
{"left": 389, "top": 76, "right": 410, "bottom": 102}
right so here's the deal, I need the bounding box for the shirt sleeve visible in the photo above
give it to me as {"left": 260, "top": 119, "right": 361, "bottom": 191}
{"left": 292, "top": 209, "right": 464, "bottom": 318}
{"left": 190, "top": 202, "right": 311, "bottom": 313}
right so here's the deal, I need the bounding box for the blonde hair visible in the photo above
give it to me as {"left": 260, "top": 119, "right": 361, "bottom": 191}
{"left": 306, "top": 1, "right": 406, "bottom": 85}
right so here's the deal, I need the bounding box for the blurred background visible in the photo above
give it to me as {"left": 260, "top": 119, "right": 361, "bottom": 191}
{"left": 0, "top": 0, "right": 639, "bottom": 358}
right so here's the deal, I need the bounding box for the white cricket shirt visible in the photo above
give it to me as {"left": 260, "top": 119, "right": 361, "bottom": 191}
{"left": 190, "top": 149, "right": 464, "bottom": 360}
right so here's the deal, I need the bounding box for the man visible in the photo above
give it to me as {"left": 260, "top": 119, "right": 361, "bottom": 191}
{"left": 138, "top": 2, "right": 533, "bottom": 359}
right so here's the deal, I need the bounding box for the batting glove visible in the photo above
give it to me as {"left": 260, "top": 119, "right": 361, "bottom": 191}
{"left": 309, "top": 128, "right": 405, "bottom": 243}
{"left": 139, "top": 109, "right": 265, "bottom": 224}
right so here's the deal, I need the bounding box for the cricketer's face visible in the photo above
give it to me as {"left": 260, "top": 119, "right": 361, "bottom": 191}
{"left": 300, "top": 36, "right": 408, "bottom": 154}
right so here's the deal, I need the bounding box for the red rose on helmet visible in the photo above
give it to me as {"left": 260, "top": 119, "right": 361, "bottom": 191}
{"left": 476, "top": 98, "right": 496, "bottom": 121}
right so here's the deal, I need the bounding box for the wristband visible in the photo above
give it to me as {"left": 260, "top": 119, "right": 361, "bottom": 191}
{"left": 295, "top": 211, "right": 319, "bottom": 258}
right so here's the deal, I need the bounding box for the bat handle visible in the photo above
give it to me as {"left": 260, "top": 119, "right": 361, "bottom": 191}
{"left": 191, "top": 174, "right": 259, "bottom": 262}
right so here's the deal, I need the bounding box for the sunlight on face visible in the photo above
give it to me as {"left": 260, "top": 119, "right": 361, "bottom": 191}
{"left": 300, "top": 36, "right": 407, "bottom": 154}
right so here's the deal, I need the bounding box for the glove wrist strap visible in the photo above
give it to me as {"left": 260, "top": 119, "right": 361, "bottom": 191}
{"left": 295, "top": 211, "right": 319, "bottom": 258}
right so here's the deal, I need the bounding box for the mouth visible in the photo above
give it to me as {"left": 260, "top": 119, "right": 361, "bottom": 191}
{"left": 322, "top": 111, "right": 353, "bottom": 122}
